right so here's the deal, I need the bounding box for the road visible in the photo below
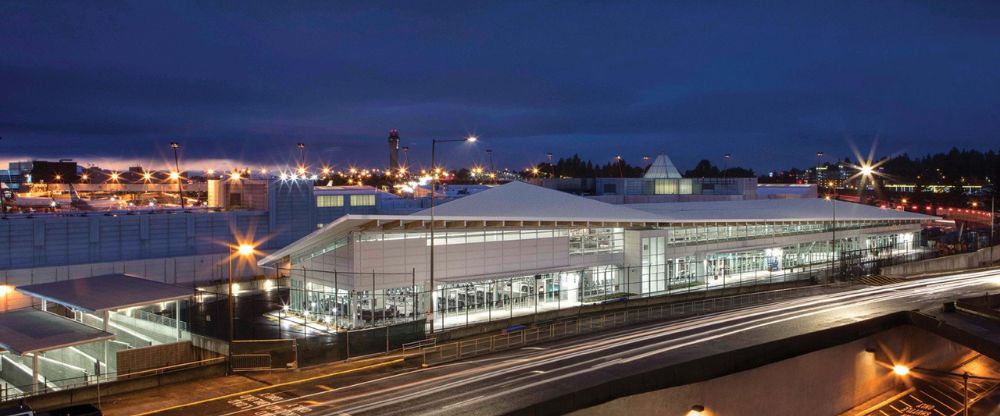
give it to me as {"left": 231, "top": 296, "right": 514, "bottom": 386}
{"left": 153, "top": 268, "right": 1000, "bottom": 416}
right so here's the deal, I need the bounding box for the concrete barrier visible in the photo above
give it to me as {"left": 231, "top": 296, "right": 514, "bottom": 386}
{"left": 512, "top": 311, "right": 984, "bottom": 416}
{"left": 431, "top": 280, "right": 819, "bottom": 343}
{"left": 4, "top": 360, "right": 226, "bottom": 411}
{"left": 883, "top": 246, "right": 1000, "bottom": 278}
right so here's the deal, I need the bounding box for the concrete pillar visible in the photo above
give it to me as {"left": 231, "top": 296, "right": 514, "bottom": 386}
{"left": 31, "top": 353, "right": 39, "bottom": 394}
{"left": 41, "top": 299, "right": 47, "bottom": 312}
{"left": 102, "top": 311, "right": 109, "bottom": 368}
{"left": 175, "top": 299, "right": 182, "bottom": 341}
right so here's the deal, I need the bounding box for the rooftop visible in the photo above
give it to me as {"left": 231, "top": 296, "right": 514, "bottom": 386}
{"left": 16, "top": 273, "right": 194, "bottom": 313}
{"left": 0, "top": 308, "right": 113, "bottom": 355}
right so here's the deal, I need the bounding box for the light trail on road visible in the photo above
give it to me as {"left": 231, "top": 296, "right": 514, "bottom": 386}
{"left": 203, "top": 269, "right": 1000, "bottom": 416}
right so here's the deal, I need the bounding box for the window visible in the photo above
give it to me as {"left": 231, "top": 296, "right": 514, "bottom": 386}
{"left": 316, "top": 195, "right": 344, "bottom": 207}
{"left": 350, "top": 194, "right": 376, "bottom": 206}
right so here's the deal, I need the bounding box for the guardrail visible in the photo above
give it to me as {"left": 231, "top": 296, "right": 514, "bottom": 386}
{"left": 418, "top": 289, "right": 786, "bottom": 366}
{"left": 402, "top": 338, "right": 436, "bottom": 352}
{"left": 231, "top": 354, "right": 273, "bottom": 372}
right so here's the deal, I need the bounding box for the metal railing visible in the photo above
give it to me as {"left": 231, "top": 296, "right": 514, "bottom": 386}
{"left": 402, "top": 338, "right": 436, "bottom": 352}
{"left": 132, "top": 309, "right": 189, "bottom": 332}
{"left": 231, "top": 354, "right": 272, "bottom": 372}
{"left": 418, "top": 288, "right": 789, "bottom": 366}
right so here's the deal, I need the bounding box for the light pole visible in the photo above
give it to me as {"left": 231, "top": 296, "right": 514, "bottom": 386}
{"left": 170, "top": 142, "right": 184, "bottom": 209}
{"left": 486, "top": 149, "right": 495, "bottom": 177}
{"left": 991, "top": 188, "right": 995, "bottom": 265}
{"left": 722, "top": 153, "right": 732, "bottom": 179}
{"left": 0, "top": 136, "right": 5, "bottom": 215}
{"left": 546, "top": 152, "right": 554, "bottom": 178}
{"left": 228, "top": 242, "right": 254, "bottom": 373}
{"left": 827, "top": 190, "right": 838, "bottom": 281}
{"left": 429, "top": 136, "right": 477, "bottom": 333}
{"left": 297, "top": 143, "right": 305, "bottom": 167}
{"left": 859, "top": 163, "right": 874, "bottom": 205}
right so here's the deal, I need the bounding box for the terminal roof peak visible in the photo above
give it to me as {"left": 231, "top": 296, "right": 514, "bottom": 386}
{"left": 415, "top": 180, "right": 661, "bottom": 221}
{"left": 643, "top": 154, "right": 682, "bottom": 179}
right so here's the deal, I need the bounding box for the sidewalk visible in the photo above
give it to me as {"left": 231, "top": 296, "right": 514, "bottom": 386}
{"left": 98, "top": 354, "right": 408, "bottom": 416}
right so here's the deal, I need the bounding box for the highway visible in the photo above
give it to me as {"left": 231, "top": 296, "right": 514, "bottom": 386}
{"left": 154, "top": 269, "right": 1000, "bottom": 416}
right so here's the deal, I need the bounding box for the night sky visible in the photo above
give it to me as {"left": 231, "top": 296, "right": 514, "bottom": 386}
{"left": 2, "top": 1, "right": 999, "bottom": 173}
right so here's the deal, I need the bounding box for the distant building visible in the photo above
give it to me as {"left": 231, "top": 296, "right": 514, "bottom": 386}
{"left": 388, "top": 129, "right": 401, "bottom": 172}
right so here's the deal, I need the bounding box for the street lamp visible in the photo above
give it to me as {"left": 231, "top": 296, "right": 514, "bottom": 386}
{"left": 228, "top": 242, "right": 255, "bottom": 373}
{"left": 170, "top": 142, "right": 184, "bottom": 209}
{"left": 429, "top": 135, "right": 477, "bottom": 333}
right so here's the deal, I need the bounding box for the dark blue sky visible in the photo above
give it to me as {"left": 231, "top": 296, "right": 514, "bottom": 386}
{"left": 2, "top": 1, "right": 999, "bottom": 173}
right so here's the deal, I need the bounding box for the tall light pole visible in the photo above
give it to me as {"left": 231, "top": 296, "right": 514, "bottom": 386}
{"left": 0, "top": 136, "right": 5, "bottom": 215}
{"left": 722, "top": 153, "right": 732, "bottom": 179}
{"left": 827, "top": 188, "right": 838, "bottom": 281}
{"left": 859, "top": 163, "right": 874, "bottom": 205}
{"left": 486, "top": 149, "right": 495, "bottom": 183}
{"left": 429, "top": 136, "right": 477, "bottom": 333}
{"left": 546, "top": 152, "right": 554, "bottom": 178}
{"left": 170, "top": 142, "right": 184, "bottom": 209}
{"left": 991, "top": 188, "right": 995, "bottom": 265}
{"left": 228, "top": 242, "right": 254, "bottom": 373}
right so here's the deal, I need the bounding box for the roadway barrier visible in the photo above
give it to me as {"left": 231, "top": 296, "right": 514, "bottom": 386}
{"left": 230, "top": 339, "right": 296, "bottom": 371}
{"left": 419, "top": 289, "right": 787, "bottom": 366}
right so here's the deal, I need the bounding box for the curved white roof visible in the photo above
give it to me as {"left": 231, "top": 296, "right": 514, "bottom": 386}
{"left": 414, "top": 181, "right": 663, "bottom": 222}
{"left": 259, "top": 181, "right": 935, "bottom": 266}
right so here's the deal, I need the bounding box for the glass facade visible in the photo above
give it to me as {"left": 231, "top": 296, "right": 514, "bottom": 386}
{"left": 568, "top": 228, "right": 624, "bottom": 255}
{"left": 663, "top": 220, "right": 914, "bottom": 246}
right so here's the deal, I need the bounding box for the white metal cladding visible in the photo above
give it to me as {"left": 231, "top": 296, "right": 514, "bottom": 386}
{"left": 259, "top": 181, "right": 937, "bottom": 268}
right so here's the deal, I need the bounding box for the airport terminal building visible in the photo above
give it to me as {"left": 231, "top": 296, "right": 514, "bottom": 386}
{"left": 260, "top": 181, "right": 933, "bottom": 331}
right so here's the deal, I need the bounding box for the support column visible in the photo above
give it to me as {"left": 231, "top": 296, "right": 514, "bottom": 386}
{"left": 103, "top": 311, "right": 110, "bottom": 367}
{"left": 41, "top": 299, "right": 47, "bottom": 312}
{"left": 31, "top": 353, "right": 39, "bottom": 394}
{"left": 175, "top": 299, "right": 182, "bottom": 341}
